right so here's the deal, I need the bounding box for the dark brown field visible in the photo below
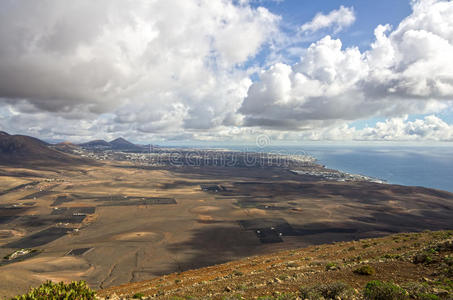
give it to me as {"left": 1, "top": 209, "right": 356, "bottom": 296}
{"left": 0, "top": 161, "right": 452, "bottom": 297}
{"left": 98, "top": 230, "right": 453, "bottom": 299}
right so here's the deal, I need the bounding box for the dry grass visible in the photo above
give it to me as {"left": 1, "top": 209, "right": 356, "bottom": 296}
{"left": 98, "top": 230, "right": 453, "bottom": 299}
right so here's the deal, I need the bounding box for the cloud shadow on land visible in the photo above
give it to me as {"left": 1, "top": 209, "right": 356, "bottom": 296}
{"left": 159, "top": 207, "right": 453, "bottom": 276}
{"left": 159, "top": 224, "right": 262, "bottom": 275}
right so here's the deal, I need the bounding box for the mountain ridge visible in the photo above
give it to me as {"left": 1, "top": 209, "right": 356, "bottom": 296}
{"left": 79, "top": 137, "right": 144, "bottom": 151}
{"left": 0, "top": 131, "right": 91, "bottom": 166}
{"left": 109, "top": 137, "right": 143, "bottom": 151}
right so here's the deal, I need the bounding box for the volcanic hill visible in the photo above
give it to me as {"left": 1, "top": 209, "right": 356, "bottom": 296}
{"left": 0, "top": 131, "right": 90, "bottom": 166}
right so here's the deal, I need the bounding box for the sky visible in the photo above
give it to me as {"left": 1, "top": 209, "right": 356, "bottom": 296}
{"left": 1, "top": 0, "right": 453, "bottom": 144}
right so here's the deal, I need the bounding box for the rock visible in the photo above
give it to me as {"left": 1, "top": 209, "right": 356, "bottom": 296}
{"left": 274, "top": 277, "right": 283, "bottom": 283}
{"left": 413, "top": 253, "right": 427, "bottom": 264}
{"left": 433, "top": 288, "right": 449, "bottom": 296}
{"left": 436, "top": 240, "right": 453, "bottom": 251}
{"left": 224, "top": 286, "right": 232, "bottom": 292}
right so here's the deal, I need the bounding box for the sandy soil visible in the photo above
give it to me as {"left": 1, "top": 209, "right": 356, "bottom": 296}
{"left": 1, "top": 162, "right": 453, "bottom": 297}
{"left": 112, "top": 232, "right": 161, "bottom": 242}
{"left": 190, "top": 206, "right": 222, "bottom": 213}
{"left": 0, "top": 229, "right": 24, "bottom": 239}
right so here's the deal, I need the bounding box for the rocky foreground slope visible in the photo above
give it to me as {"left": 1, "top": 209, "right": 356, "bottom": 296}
{"left": 98, "top": 230, "right": 453, "bottom": 299}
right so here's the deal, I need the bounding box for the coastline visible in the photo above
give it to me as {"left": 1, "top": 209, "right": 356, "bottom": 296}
{"left": 197, "top": 145, "right": 453, "bottom": 193}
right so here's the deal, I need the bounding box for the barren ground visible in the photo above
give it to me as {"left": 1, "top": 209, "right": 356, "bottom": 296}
{"left": 0, "top": 161, "right": 452, "bottom": 298}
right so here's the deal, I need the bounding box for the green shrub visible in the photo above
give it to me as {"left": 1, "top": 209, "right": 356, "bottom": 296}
{"left": 402, "top": 282, "right": 429, "bottom": 297}
{"left": 363, "top": 280, "right": 407, "bottom": 300}
{"left": 257, "top": 293, "right": 298, "bottom": 300}
{"left": 276, "top": 294, "right": 298, "bottom": 300}
{"left": 300, "top": 282, "right": 354, "bottom": 299}
{"left": 11, "top": 280, "right": 96, "bottom": 300}
{"left": 286, "top": 262, "right": 299, "bottom": 268}
{"left": 133, "top": 292, "right": 145, "bottom": 298}
{"left": 353, "top": 265, "right": 376, "bottom": 275}
{"left": 278, "top": 274, "right": 289, "bottom": 281}
{"left": 444, "top": 265, "right": 453, "bottom": 277}
{"left": 382, "top": 254, "right": 400, "bottom": 260}
{"left": 257, "top": 295, "right": 298, "bottom": 300}
{"left": 417, "top": 293, "right": 440, "bottom": 300}
{"left": 325, "top": 262, "right": 338, "bottom": 271}
{"left": 413, "top": 253, "right": 434, "bottom": 264}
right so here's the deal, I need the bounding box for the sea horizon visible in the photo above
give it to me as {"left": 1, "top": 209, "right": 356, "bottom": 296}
{"left": 161, "top": 144, "right": 453, "bottom": 194}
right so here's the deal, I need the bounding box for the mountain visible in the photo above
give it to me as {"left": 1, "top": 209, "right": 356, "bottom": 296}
{"left": 109, "top": 137, "right": 143, "bottom": 151}
{"left": 52, "top": 141, "right": 81, "bottom": 154}
{"left": 0, "top": 132, "right": 89, "bottom": 166}
{"left": 79, "top": 139, "right": 111, "bottom": 148}
{"left": 79, "top": 137, "right": 144, "bottom": 151}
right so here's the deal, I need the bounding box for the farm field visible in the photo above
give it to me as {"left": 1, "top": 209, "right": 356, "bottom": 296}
{"left": 1, "top": 161, "right": 453, "bottom": 297}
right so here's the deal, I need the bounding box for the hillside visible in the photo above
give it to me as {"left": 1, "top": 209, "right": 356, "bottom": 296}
{"left": 79, "top": 139, "right": 111, "bottom": 148}
{"left": 98, "top": 230, "right": 453, "bottom": 299}
{"left": 0, "top": 131, "right": 90, "bottom": 166}
{"left": 110, "top": 137, "right": 144, "bottom": 151}
{"left": 52, "top": 141, "right": 81, "bottom": 154}
{"left": 79, "top": 137, "right": 144, "bottom": 151}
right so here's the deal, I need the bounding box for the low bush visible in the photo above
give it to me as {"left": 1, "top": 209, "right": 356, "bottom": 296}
{"left": 257, "top": 294, "right": 298, "bottom": 300}
{"left": 133, "top": 292, "right": 145, "bottom": 298}
{"left": 300, "top": 282, "right": 354, "bottom": 299}
{"left": 382, "top": 254, "right": 400, "bottom": 260}
{"left": 417, "top": 293, "right": 440, "bottom": 300}
{"left": 11, "top": 280, "right": 96, "bottom": 300}
{"left": 363, "top": 280, "right": 407, "bottom": 300}
{"left": 401, "top": 282, "right": 440, "bottom": 300}
{"left": 413, "top": 253, "right": 434, "bottom": 264}
{"left": 325, "top": 262, "right": 338, "bottom": 271}
{"left": 353, "top": 265, "right": 376, "bottom": 275}
{"left": 286, "top": 262, "right": 299, "bottom": 268}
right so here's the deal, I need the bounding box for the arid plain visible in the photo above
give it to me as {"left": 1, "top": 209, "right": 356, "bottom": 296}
{"left": 1, "top": 159, "right": 453, "bottom": 297}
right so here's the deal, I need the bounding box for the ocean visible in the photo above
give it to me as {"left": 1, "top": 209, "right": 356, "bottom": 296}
{"left": 185, "top": 144, "right": 453, "bottom": 193}
{"left": 266, "top": 145, "right": 453, "bottom": 193}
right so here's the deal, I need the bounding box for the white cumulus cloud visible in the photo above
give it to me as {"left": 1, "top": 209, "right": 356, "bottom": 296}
{"left": 240, "top": 0, "right": 453, "bottom": 131}
{"left": 1, "top": 0, "right": 453, "bottom": 143}
{"left": 0, "top": 0, "right": 278, "bottom": 133}
{"left": 304, "top": 115, "right": 453, "bottom": 142}
{"left": 300, "top": 6, "right": 356, "bottom": 34}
